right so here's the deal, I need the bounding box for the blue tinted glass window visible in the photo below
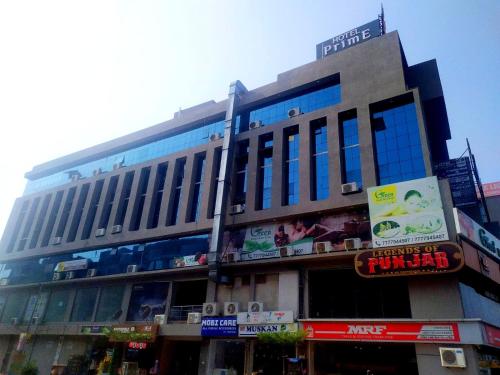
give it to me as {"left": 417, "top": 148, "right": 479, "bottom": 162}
{"left": 285, "top": 128, "right": 300, "bottom": 205}
{"left": 311, "top": 121, "right": 329, "bottom": 200}
{"left": 189, "top": 155, "right": 206, "bottom": 222}
{"left": 372, "top": 102, "right": 425, "bottom": 185}
{"left": 236, "top": 83, "right": 341, "bottom": 133}
{"left": 233, "top": 141, "right": 249, "bottom": 205}
{"left": 258, "top": 134, "right": 273, "bottom": 210}
{"left": 25, "top": 120, "right": 225, "bottom": 195}
{"left": 340, "top": 117, "right": 362, "bottom": 188}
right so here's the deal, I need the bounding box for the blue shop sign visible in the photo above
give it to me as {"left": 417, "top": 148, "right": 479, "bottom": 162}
{"left": 201, "top": 316, "right": 238, "bottom": 337}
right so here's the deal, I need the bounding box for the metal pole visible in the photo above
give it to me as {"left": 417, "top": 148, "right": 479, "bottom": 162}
{"left": 467, "top": 138, "right": 491, "bottom": 223}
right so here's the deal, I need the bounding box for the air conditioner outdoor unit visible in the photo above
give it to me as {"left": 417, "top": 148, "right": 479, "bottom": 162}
{"left": 86, "top": 268, "right": 97, "bottom": 278}
{"left": 230, "top": 204, "right": 245, "bottom": 215}
{"left": 154, "top": 314, "right": 166, "bottom": 325}
{"left": 344, "top": 238, "right": 362, "bottom": 251}
{"left": 279, "top": 247, "right": 294, "bottom": 257}
{"left": 248, "top": 301, "right": 264, "bottom": 313}
{"left": 71, "top": 174, "right": 80, "bottom": 182}
{"left": 210, "top": 133, "right": 223, "bottom": 142}
{"left": 92, "top": 169, "right": 102, "bottom": 176}
{"left": 227, "top": 253, "right": 240, "bottom": 262}
{"left": 224, "top": 302, "right": 239, "bottom": 316}
{"left": 439, "top": 347, "right": 466, "bottom": 368}
{"left": 0, "top": 278, "right": 9, "bottom": 286}
{"left": 126, "top": 264, "right": 138, "bottom": 273}
{"left": 314, "top": 241, "right": 333, "bottom": 253}
{"left": 53, "top": 272, "right": 63, "bottom": 281}
{"left": 95, "top": 228, "right": 106, "bottom": 237}
{"left": 202, "top": 303, "right": 218, "bottom": 316}
{"left": 187, "top": 312, "right": 202, "bottom": 324}
{"left": 341, "top": 182, "right": 359, "bottom": 194}
{"left": 249, "top": 120, "right": 262, "bottom": 130}
{"left": 66, "top": 271, "right": 76, "bottom": 280}
{"left": 287, "top": 107, "right": 301, "bottom": 118}
{"left": 52, "top": 237, "right": 62, "bottom": 245}
{"left": 31, "top": 316, "right": 39, "bottom": 325}
{"left": 111, "top": 225, "right": 122, "bottom": 234}
{"left": 10, "top": 317, "right": 19, "bottom": 325}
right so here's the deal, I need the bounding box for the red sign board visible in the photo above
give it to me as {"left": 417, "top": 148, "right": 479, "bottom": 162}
{"left": 354, "top": 242, "right": 464, "bottom": 278}
{"left": 303, "top": 321, "right": 460, "bottom": 343}
{"left": 485, "top": 324, "right": 500, "bottom": 348}
{"left": 128, "top": 342, "right": 148, "bottom": 349}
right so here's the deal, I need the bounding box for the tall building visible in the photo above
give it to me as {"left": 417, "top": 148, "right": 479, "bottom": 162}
{"left": 0, "top": 18, "right": 498, "bottom": 375}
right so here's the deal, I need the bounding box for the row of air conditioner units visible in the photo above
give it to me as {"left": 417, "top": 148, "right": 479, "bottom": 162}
{"left": 51, "top": 225, "right": 123, "bottom": 245}
{"left": 202, "top": 301, "right": 264, "bottom": 316}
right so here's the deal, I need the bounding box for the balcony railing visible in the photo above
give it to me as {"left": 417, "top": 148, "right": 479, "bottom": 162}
{"left": 168, "top": 305, "right": 203, "bottom": 322}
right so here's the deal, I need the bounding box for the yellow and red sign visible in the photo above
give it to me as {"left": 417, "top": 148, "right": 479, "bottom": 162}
{"left": 354, "top": 242, "right": 464, "bottom": 278}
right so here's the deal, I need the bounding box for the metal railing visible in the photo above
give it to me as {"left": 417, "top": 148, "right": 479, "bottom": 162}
{"left": 168, "top": 305, "right": 203, "bottom": 321}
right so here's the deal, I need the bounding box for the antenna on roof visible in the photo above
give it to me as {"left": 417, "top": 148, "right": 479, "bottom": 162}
{"left": 379, "top": 3, "right": 386, "bottom": 35}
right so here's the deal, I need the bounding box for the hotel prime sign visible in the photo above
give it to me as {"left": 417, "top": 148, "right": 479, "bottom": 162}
{"left": 316, "top": 18, "right": 383, "bottom": 59}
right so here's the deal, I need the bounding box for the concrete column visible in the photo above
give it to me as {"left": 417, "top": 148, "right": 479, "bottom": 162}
{"left": 177, "top": 154, "right": 195, "bottom": 225}
{"left": 36, "top": 191, "right": 59, "bottom": 248}
{"left": 298, "top": 119, "right": 312, "bottom": 203}
{"left": 158, "top": 161, "right": 176, "bottom": 227}
{"left": 90, "top": 176, "right": 113, "bottom": 236}
{"left": 138, "top": 164, "right": 158, "bottom": 230}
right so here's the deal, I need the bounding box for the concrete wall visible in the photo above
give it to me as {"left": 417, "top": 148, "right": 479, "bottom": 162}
{"left": 255, "top": 274, "right": 278, "bottom": 311}
{"left": 278, "top": 271, "right": 299, "bottom": 317}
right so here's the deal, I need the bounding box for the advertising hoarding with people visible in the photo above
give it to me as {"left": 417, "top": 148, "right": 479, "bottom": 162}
{"left": 368, "top": 177, "right": 449, "bottom": 248}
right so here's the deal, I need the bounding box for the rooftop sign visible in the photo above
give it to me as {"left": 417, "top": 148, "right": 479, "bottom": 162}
{"left": 316, "top": 18, "right": 384, "bottom": 59}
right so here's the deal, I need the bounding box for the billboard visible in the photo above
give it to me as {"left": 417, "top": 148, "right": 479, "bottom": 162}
{"left": 454, "top": 208, "right": 500, "bottom": 262}
{"left": 316, "top": 19, "right": 383, "bottom": 59}
{"left": 126, "top": 283, "right": 167, "bottom": 322}
{"left": 367, "top": 177, "right": 449, "bottom": 248}
{"left": 354, "top": 242, "right": 464, "bottom": 278}
{"left": 223, "top": 211, "right": 371, "bottom": 261}
{"left": 303, "top": 321, "right": 460, "bottom": 343}
{"left": 434, "top": 157, "right": 477, "bottom": 206}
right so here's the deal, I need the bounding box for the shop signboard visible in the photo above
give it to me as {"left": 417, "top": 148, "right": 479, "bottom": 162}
{"left": 224, "top": 211, "right": 371, "bottom": 261}
{"left": 173, "top": 253, "right": 207, "bottom": 268}
{"left": 454, "top": 208, "right": 500, "bottom": 262}
{"left": 303, "top": 321, "right": 460, "bottom": 343}
{"left": 354, "top": 242, "right": 464, "bottom": 278}
{"left": 128, "top": 342, "right": 148, "bottom": 349}
{"left": 201, "top": 316, "right": 238, "bottom": 337}
{"left": 479, "top": 181, "right": 500, "bottom": 198}
{"left": 239, "top": 323, "right": 298, "bottom": 337}
{"left": 237, "top": 311, "right": 294, "bottom": 325}
{"left": 367, "top": 176, "right": 449, "bottom": 248}
{"left": 54, "top": 258, "right": 89, "bottom": 272}
{"left": 435, "top": 157, "right": 477, "bottom": 206}
{"left": 80, "top": 326, "right": 110, "bottom": 334}
{"left": 485, "top": 324, "right": 500, "bottom": 348}
{"left": 108, "top": 324, "right": 158, "bottom": 342}
{"left": 316, "top": 19, "right": 383, "bottom": 59}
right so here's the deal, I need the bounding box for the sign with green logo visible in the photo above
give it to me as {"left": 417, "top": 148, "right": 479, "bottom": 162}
{"left": 368, "top": 177, "right": 448, "bottom": 248}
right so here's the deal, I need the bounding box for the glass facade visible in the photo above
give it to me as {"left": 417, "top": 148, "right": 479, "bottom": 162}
{"left": 233, "top": 141, "right": 249, "bottom": 206}
{"left": 25, "top": 119, "right": 225, "bottom": 195}
{"left": 169, "top": 159, "right": 186, "bottom": 225}
{"left": 44, "top": 290, "right": 71, "bottom": 323}
{"left": 340, "top": 115, "right": 362, "bottom": 188}
{"left": 70, "top": 287, "right": 98, "bottom": 322}
{"left": 95, "top": 285, "right": 125, "bottom": 322}
{"left": 284, "top": 127, "right": 300, "bottom": 205}
{"left": 148, "top": 163, "right": 168, "bottom": 228}
{"left": 237, "top": 82, "right": 341, "bottom": 133}
{"left": 372, "top": 102, "right": 426, "bottom": 185}
{"left": 258, "top": 135, "right": 273, "bottom": 210}
{"left": 189, "top": 154, "right": 206, "bottom": 222}
{"left": 311, "top": 119, "right": 329, "bottom": 200}
{"left": 0, "top": 234, "right": 209, "bottom": 286}
{"left": 1, "top": 291, "right": 29, "bottom": 323}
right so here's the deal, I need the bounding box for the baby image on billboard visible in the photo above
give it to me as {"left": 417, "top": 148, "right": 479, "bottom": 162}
{"left": 368, "top": 176, "right": 449, "bottom": 248}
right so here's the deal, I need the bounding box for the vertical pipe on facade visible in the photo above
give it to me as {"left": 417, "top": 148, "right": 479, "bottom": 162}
{"left": 207, "top": 80, "right": 247, "bottom": 295}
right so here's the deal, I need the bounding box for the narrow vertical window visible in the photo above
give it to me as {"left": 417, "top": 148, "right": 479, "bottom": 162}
{"left": 148, "top": 163, "right": 167, "bottom": 229}
{"left": 129, "top": 167, "right": 151, "bottom": 231}
{"left": 18, "top": 197, "right": 41, "bottom": 251}
{"left": 311, "top": 118, "right": 329, "bottom": 201}
{"left": 168, "top": 158, "right": 186, "bottom": 226}
{"left": 81, "top": 180, "right": 105, "bottom": 239}
{"left": 233, "top": 140, "right": 249, "bottom": 206}
{"left": 7, "top": 200, "right": 29, "bottom": 252}
{"left": 55, "top": 187, "right": 77, "bottom": 239}
{"left": 258, "top": 134, "right": 273, "bottom": 210}
{"left": 41, "top": 190, "right": 64, "bottom": 247}
{"left": 188, "top": 154, "right": 206, "bottom": 222}
{"left": 98, "top": 175, "right": 119, "bottom": 230}
{"left": 114, "top": 172, "right": 135, "bottom": 227}
{"left": 340, "top": 111, "right": 362, "bottom": 188}
{"left": 284, "top": 127, "right": 300, "bottom": 205}
{"left": 67, "top": 184, "right": 90, "bottom": 242}
{"left": 29, "top": 194, "right": 52, "bottom": 248}
{"left": 209, "top": 148, "right": 222, "bottom": 219}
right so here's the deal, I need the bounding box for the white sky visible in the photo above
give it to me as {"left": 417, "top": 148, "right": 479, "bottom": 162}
{"left": 0, "top": 0, "right": 499, "bottom": 235}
